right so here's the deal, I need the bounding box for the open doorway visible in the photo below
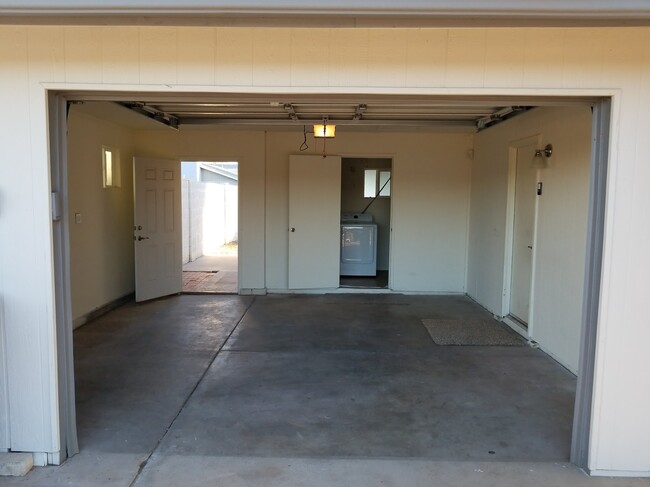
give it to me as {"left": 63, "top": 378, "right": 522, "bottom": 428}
{"left": 340, "top": 158, "right": 392, "bottom": 289}
{"left": 180, "top": 161, "right": 239, "bottom": 294}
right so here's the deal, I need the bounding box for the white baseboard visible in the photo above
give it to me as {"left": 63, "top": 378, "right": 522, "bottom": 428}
{"left": 589, "top": 468, "right": 650, "bottom": 478}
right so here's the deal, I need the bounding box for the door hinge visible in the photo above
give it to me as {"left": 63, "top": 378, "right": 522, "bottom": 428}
{"left": 51, "top": 191, "right": 62, "bottom": 221}
{"left": 537, "top": 182, "right": 543, "bottom": 196}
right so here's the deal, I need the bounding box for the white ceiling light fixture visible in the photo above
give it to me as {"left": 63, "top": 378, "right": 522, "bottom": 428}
{"left": 313, "top": 118, "right": 335, "bottom": 138}
{"left": 313, "top": 118, "right": 335, "bottom": 158}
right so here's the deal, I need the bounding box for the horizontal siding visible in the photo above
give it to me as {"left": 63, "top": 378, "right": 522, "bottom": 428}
{"left": 40, "top": 26, "right": 646, "bottom": 94}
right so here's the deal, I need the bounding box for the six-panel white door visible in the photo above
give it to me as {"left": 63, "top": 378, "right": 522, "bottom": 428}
{"left": 288, "top": 155, "right": 341, "bottom": 289}
{"left": 133, "top": 157, "right": 182, "bottom": 302}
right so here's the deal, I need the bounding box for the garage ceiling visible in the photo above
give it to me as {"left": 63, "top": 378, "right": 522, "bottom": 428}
{"left": 69, "top": 92, "right": 598, "bottom": 133}
{"left": 116, "top": 98, "right": 530, "bottom": 131}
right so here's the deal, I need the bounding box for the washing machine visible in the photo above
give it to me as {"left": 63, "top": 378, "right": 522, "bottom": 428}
{"left": 340, "top": 213, "right": 378, "bottom": 276}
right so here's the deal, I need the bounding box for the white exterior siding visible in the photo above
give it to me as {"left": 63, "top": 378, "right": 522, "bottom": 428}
{"left": 0, "top": 25, "right": 649, "bottom": 475}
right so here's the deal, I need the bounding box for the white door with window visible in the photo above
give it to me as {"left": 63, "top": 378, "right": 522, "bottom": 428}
{"left": 288, "top": 155, "right": 341, "bottom": 289}
{"left": 133, "top": 157, "right": 182, "bottom": 302}
{"left": 509, "top": 145, "right": 538, "bottom": 325}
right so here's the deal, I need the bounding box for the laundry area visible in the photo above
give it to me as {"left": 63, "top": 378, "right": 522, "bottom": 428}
{"left": 339, "top": 157, "right": 391, "bottom": 289}
{"left": 0, "top": 293, "right": 600, "bottom": 487}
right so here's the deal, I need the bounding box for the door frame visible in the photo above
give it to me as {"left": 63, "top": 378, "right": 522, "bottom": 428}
{"left": 339, "top": 153, "right": 396, "bottom": 290}
{"left": 48, "top": 88, "right": 612, "bottom": 472}
{"left": 502, "top": 134, "right": 543, "bottom": 336}
{"left": 49, "top": 93, "right": 79, "bottom": 462}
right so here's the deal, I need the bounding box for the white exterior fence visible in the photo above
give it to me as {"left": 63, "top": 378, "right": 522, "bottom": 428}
{"left": 182, "top": 180, "right": 238, "bottom": 264}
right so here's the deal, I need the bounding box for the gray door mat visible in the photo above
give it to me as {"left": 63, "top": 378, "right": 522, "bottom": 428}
{"left": 422, "top": 318, "right": 526, "bottom": 346}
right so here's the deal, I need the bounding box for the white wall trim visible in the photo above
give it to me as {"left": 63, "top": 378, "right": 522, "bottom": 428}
{"left": 590, "top": 469, "right": 650, "bottom": 478}
{"left": 0, "top": 294, "right": 9, "bottom": 450}
{"left": 584, "top": 95, "right": 621, "bottom": 473}
{"left": 46, "top": 83, "right": 621, "bottom": 100}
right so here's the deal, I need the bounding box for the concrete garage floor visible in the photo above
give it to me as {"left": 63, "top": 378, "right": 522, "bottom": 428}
{"left": 4, "top": 295, "right": 649, "bottom": 487}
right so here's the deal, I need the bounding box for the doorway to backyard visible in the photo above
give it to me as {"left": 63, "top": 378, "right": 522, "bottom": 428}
{"left": 181, "top": 161, "right": 239, "bottom": 294}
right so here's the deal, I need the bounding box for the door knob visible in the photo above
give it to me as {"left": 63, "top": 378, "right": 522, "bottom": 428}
{"left": 527, "top": 245, "right": 533, "bottom": 249}
{"left": 137, "top": 236, "right": 150, "bottom": 241}
{"left": 290, "top": 227, "right": 296, "bottom": 232}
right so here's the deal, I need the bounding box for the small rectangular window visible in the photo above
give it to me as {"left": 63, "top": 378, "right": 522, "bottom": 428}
{"left": 363, "top": 169, "right": 377, "bottom": 198}
{"left": 364, "top": 169, "right": 391, "bottom": 198}
{"left": 379, "top": 170, "right": 391, "bottom": 197}
{"left": 102, "top": 146, "right": 120, "bottom": 188}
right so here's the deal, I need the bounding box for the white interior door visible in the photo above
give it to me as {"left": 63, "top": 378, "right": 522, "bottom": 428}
{"left": 133, "top": 157, "right": 182, "bottom": 302}
{"left": 509, "top": 145, "right": 538, "bottom": 325}
{"left": 288, "top": 155, "right": 341, "bottom": 289}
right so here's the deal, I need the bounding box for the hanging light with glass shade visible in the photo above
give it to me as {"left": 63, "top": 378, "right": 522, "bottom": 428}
{"left": 313, "top": 117, "right": 335, "bottom": 158}
{"left": 313, "top": 118, "right": 335, "bottom": 138}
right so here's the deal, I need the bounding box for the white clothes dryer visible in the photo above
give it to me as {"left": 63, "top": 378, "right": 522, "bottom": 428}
{"left": 340, "top": 213, "right": 378, "bottom": 276}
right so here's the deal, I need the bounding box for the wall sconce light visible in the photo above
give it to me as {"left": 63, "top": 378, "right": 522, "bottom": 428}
{"left": 532, "top": 144, "right": 553, "bottom": 168}
{"left": 313, "top": 120, "right": 336, "bottom": 138}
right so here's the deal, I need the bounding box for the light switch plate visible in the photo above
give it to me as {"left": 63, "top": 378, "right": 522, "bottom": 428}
{"left": 75, "top": 213, "right": 82, "bottom": 224}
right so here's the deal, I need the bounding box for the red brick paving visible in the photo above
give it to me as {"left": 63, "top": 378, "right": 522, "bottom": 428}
{"left": 182, "top": 271, "right": 224, "bottom": 293}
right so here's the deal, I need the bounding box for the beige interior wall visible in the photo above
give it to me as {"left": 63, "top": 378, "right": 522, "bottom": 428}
{"left": 137, "top": 128, "right": 472, "bottom": 292}
{"left": 265, "top": 131, "right": 473, "bottom": 291}
{"left": 67, "top": 108, "right": 136, "bottom": 327}
{"left": 135, "top": 129, "right": 266, "bottom": 291}
{"left": 469, "top": 106, "right": 593, "bottom": 372}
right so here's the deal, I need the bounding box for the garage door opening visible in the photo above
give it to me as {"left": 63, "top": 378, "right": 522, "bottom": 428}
{"left": 340, "top": 158, "right": 392, "bottom": 289}
{"left": 49, "top": 91, "right": 610, "bottom": 472}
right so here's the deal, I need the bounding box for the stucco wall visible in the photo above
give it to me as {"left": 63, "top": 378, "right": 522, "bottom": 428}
{"left": 182, "top": 179, "right": 238, "bottom": 264}
{"left": 468, "top": 106, "right": 593, "bottom": 373}
{"left": 0, "top": 25, "right": 649, "bottom": 474}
